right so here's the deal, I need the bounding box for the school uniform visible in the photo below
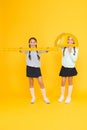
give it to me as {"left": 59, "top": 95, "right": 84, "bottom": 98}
{"left": 26, "top": 51, "right": 41, "bottom": 78}
{"left": 59, "top": 48, "right": 78, "bottom": 77}
{"left": 25, "top": 50, "right": 50, "bottom": 104}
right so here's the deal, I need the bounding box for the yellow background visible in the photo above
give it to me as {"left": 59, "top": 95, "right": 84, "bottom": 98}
{"left": 0, "top": 0, "right": 87, "bottom": 130}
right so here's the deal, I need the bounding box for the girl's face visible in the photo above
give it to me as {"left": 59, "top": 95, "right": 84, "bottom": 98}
{"left": 68, "top": 37, "right": 74, "bottom": 44}
{"left": 29, "top": 39, "right": 37, "bottom": 48}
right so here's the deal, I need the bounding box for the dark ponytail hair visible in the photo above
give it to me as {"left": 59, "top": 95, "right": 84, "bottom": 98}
{"left": 28, "top": 37, "right": 40, "bottom": 60}
{"left": 28, "top": 37, "right": 37, "bottom": 43}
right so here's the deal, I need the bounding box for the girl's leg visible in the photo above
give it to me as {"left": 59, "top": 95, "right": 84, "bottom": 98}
{"left": 37, "top": 76, "right": 50, "bottom": 104}
{"left": 65, "top": 76, "right": 73, "bottom": 103}
{"left": 58, "top": 77, "right": 66, "bottom": 102}
{"left": 29, "top": 78, "right": 36, "bottom": 103}
{"left": 68, "top": 76, "right": 73, "bottom": 86}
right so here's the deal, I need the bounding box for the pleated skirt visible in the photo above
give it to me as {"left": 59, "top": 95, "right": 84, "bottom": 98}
{"left": 26, "top": 66, "right": 42, "bottom": 78}
{"left": 59, "top": 66, "right": 78, "bottom": 77}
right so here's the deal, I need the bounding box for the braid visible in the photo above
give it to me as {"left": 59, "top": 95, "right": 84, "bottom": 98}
{"left": 28, "top": 38, "right": 40, "bottom": 60}
{"left": 36, "top": 45, "right": 40, "bottom": 60}
{"left": 36, "top": 51, "right": 40, "bottom": 60}
{"left": 28, "top": 51, "right": 40, "bottom": 60}
{"left": 29, "top": 51, "right": 31, "bottom": 60}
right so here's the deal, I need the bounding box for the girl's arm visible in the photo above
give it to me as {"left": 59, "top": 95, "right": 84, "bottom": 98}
{"left": 38, "top": 50, "right": 48, "bottom": 54}
{"left": 69, "top": 48, "right": 78, "bottom": 62}
{"left": 39, "top": 50, "right": 48, "bottom": 53}
{"left": 19, "top": 47, "right": 28, "bottom": 54}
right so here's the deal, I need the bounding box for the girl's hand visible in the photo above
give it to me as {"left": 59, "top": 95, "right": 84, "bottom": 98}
{"left": 68, "top": 46, "right": 72, "bottom": 53}
{"left": 46, "top": 47, "right": 50, "bottom": 52}
{"left": 19, "top": 47, "right": 23, "bottom": 53}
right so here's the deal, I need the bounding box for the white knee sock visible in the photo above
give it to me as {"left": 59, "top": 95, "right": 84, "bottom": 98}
{"left": 67, "top": 85, "right": 73, "bottom": 98}
{"left": 65, "top": 85, "right": 73, "bottom": 103}
{"left": 40, "top": 88, "right": 50, "bottom": 104}
{"left": 30, "top": 88, "right": 35, "bottom": 103}
{"left": 58, "top": 86, "right": 65, "bottom": 102}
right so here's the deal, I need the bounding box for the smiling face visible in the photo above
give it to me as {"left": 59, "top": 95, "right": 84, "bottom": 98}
{"left": 29, "top": 37, "right": 37, "bottom": 48}
{"left": 67, "top": 36, "right": 74, "bottom": 44}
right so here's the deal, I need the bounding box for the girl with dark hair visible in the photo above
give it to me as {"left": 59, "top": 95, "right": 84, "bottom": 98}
{"left": 20, "top": 37, "right": 50, "bottom": 104}
{"left": 58, "top": 36, "right": 78, "bottom": 103}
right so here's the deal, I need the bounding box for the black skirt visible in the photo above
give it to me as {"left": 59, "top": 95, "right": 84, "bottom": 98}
{"left": 26, "top": 66, "right": 42, "bottom": 78}
{"left": 59, "top": 66, "right": 78, "bottom": 77}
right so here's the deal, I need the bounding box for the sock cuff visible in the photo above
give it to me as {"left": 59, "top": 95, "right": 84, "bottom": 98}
{"left": 40, "top": 88, "right": 45, "bottom": 91}
{"left": 61, "top": 86, "right": 65, "bottom": 88}
{"left": 69, "top": 85, "right": 73, "bottom": 88}
{"left": 30, "top": 87, "right": 34, "bottom": 90}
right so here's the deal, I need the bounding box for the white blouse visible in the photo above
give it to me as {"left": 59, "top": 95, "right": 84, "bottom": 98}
{"left": 25, "top": 51, "right": 47, "bottom": 68}
{"left": 62, "top": 48, "right": 78, "bottom": 68}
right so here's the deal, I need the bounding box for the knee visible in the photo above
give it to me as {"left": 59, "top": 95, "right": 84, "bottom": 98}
{"left": 68, "top": 78, "right": 73, "bottom": 84}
